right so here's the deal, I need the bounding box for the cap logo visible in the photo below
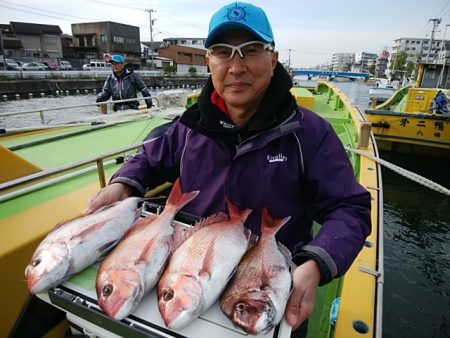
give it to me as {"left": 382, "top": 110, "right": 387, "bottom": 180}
{"left": 226, "top": 4, "right": 249, "bottom": 22}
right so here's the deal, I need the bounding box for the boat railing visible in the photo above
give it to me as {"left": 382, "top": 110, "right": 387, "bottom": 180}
{"left": 0, "top": 143, "right": 143, "bottom": 202}
{"left": 0, "top": 97, "right": 161, "bottom": 124}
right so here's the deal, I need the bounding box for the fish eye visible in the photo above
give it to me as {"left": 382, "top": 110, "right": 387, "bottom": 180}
{"left": 163, "top": 289, "right": 174, "bottom": 301}
{"left": 102, "top": 284, "right": 114, "bottom": 297}
{"left": 31, "top": 257, "right": 41, "bottom": 267}
{"left": 235, "top": 302, "right": 247, "bottom": 312}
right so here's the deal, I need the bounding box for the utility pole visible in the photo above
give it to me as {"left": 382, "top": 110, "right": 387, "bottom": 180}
{"left": 287, "top": 48, "right": 292, "bottom": 74}
{"left": 0, "top": 28, "right": 6, "bottom": 70}
{"left": 438, "top": 24, "right": 450, "bottom": 87}
{"left": 426, "top": 18, "right": 441, "bottom": 63}
{"left": 145, "top": 9, "right": 156, "bottom": 69}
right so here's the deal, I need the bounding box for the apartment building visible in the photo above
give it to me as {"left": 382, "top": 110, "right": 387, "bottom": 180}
{"left": 331, "top": 53, "right": 354, "bottom": 71}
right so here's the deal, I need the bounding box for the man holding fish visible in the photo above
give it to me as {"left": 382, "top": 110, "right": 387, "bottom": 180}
{"left": 85, "top": 1, "right": 371, "bottom": 336}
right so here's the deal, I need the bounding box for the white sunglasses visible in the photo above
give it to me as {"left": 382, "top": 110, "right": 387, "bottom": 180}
{"left": 207, "top": 40, "right": 274, "bottom": 60}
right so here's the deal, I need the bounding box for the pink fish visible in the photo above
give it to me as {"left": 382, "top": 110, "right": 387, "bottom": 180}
{"left": 25, "top": 197, "right": 141, "bottom": 294}
{"left": 96, "top": 178, "right": 199, "bottom": 320}
{"left": 157, "top": 198, "right": 252, "bottom": 329}
{"left": 220, "top": 208, "right": 292, "bottom": 335}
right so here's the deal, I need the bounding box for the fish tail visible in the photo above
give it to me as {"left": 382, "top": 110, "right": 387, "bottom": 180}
{"left": 261, "top": 208, "right": 291, "bottom": 236}
{"left": 166, "top": 178, "right": 199, "bottom": 211}
{"left": 225, "top": 197, "right": 252, "bottom": 223}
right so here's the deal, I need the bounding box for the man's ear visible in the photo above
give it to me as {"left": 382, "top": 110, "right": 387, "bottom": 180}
{"left": 272, "top": 51, "right": 279, "bottom": 70}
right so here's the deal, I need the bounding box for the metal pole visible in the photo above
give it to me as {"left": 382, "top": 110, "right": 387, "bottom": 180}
{"left": 0, "top": 28, "right": 6, "bottom": 71}
{"left": 427, "top": 18, "right": 441, "bottom": 63}
{"left": 146, "top": 9, "right": 156, "bottom": 69}
{"left": 438, "top": 24, "right": 450, "bottom": 88}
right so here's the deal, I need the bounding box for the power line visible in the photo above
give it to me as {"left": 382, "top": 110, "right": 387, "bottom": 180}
{"left": 435, "top": 0, "right": 450, "bottom": 17}
{"left": 0, "top": 0, "right": 93, "bottom": 21}
{"left": 0, "top": 4, "right": 78, "bottom": 22}
{"left": 87, "top": 0, "right": 145, "bottom": 12}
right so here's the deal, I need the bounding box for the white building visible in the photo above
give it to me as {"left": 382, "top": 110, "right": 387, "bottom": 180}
{"left": 331, "top": 53, "right": 354, "bottom": 71}
{"left": 389, "top": 37, "right": 449, "bottom": 65}
{"left": 160, "top": 38, "right": 206, "bottom": 49}
{"left": 354, "top": 51, "right": 378, "bottom": 71}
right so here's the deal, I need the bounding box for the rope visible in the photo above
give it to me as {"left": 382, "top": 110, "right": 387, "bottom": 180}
{"left": 346, "top": 147, "right": 450, "bottom": 197}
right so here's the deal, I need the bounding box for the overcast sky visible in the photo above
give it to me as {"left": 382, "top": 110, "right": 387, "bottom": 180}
{"left": 1, "top": 0, "right": 450, "bottom": 67}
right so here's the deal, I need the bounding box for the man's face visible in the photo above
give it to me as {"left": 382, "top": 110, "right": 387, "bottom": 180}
{"left": 205, "top": 30, "right": 278, "bottom": 115}
{"left": 111, "top": 62, "right": 125, "bottom": 73}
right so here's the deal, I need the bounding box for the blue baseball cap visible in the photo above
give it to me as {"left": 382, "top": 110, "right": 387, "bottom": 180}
{"left": 111, "top": 55, "right": 125, "bottom": 63}
{"left": 205, "top": 2, "right": 274, "bottom": 48}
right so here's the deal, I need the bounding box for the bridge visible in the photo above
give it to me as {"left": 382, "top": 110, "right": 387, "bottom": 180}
{"left": 292, "top": 69, "right": 370, "bottom": 80}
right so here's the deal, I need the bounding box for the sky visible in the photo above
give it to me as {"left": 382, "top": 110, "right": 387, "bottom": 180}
{"left": 1, "top": 0, "right": 450, "bottom": 68}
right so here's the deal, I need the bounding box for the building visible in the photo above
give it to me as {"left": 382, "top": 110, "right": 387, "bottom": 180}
{"left": 158, "top": 44, "right": 207, "bottom": 74}
{"left": 388, "top": 37, "right": 450, "bottom": 67}
{"left": 160, "top": 38, "right": 206, "bottom": 48}
{"left": 330, "top": 53, "right": 354, "bottom": 71}
{"left": 353, "top": 51, "right": 378, "bottom": 72}
{"left": 71, "top": 21, "right": 141, "bottom": 63}
{"left": 0, "top": 22, "right": 63, "bottom": 59}
{"left": 61, "top": 34, "right": 75, "bottom": 59}
{"left": 375, "top": 50, "right": 390, "bottom": 78}
{"left": 141, "top": 41, "right": 162, "bottom": 59}
{"left": 0, "top": 24, "right": 22, "bottom": 58}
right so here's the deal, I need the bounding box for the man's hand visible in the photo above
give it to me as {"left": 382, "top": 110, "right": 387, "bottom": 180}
{"left": 84, "top": 183, "right": 134, "bottom": 215}
{"left": 285, "top": 259, "right": 321, "bottom": 330}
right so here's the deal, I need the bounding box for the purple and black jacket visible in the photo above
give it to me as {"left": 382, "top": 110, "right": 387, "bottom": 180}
{"left": 112, "top": 63, "right": 371, "bottom": 284}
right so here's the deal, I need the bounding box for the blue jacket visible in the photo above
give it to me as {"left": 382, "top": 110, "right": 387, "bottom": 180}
{"left": 96, "top": 68, "right": 153, "bottom": 110}
{"left": 111, "top": 64, "right": 371, "bottom": 284}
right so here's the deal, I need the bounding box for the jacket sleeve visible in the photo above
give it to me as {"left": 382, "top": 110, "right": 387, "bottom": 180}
{"left": 293, "top": 118, "right": 372, "bottom": 285}
{"left": 133, "top": 74, "right": 153, "bottom": 107}
{"left": 96, "top": 75, "right": 112, "bottom": 102}
{"left": 109, "top": 121, "right": 184, "bottom": 194}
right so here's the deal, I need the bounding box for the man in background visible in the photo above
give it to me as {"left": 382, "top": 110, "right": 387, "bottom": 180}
{"left": 96, "top": 54, "right": 153, "bottom": 111}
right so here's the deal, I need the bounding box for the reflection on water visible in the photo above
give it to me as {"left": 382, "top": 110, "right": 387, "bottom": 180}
{"left": 381, "top": 153, "right": 450, "bottom": 338}
{"left": 1, "top": 79, "right": 450, "bottom": 337}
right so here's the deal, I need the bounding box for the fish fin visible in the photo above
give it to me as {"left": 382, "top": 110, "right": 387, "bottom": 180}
{"left": 165, "top": 177, "right": 199, "bottom": 212}
{"left": 199, "top": 240, "right": 216, "bottom": 280}
{"left": 193, "top": 212, "right": 230, "bottom": 230}
{"left": 261, "top": 208, "right": 291, "bottom": 237}
{"left": 137, "top": 237, "right": 160, "bottom": 264}
{"left": 72, "top": 218, "right": 111, "bottom": 242}
{"left": 225, "top": 197, "right": 252, "bottom": 224}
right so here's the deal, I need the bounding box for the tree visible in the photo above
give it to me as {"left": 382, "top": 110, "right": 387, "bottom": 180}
{"left": 391, "top": 51, "right": 408, "bottom": 71}
{"left": 406, "top": 61, "right": 415, "bottom": 76}
{"left": 188, "top": 66, "right": 197, "bottom": 77}
{"left": 163, "top": 64, "right": 176, "bottom": 75}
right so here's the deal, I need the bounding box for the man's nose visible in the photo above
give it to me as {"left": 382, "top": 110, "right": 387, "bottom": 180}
{"left": 228, "top": 52, "right": 246, "bottom": 72}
